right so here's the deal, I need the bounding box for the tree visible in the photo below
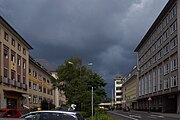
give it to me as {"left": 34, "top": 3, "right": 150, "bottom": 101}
{"left": 52, "top": 57, "right": 106, "bottom": 114}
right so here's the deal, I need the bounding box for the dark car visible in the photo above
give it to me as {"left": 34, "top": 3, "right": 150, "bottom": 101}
{"left": 0, "top": 108, "right": 21, "bottom": 118}
{"left": 20, "top": 110, "right": 84, "bottom": 120}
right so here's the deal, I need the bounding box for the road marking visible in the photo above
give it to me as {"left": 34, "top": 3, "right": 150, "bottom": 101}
{"left": 129, "top": 114, "right": 142, "bottom": 118}
{"left": 148, "top": 116, "right": 157, "bottom": 119}
{"left": 108, "top": 111, "right": 139, "bottom": 120}
{"left": 151, "top": 114, "right": 164, "bottom": 118}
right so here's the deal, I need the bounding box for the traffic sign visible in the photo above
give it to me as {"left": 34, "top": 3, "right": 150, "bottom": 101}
{"left": 148, "top": 97, "right": 152, "bottom": 101}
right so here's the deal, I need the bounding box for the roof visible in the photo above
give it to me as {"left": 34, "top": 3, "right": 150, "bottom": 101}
{"left": 0, "top": 16, "right": 33, "bottom": 49}
{"left": 134, "top": 0, "right": 176, "bottom": 52}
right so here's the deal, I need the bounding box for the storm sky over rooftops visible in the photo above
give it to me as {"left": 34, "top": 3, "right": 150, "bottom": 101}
{"left": 0, "top": 0, "right": 168, "bottom": 97}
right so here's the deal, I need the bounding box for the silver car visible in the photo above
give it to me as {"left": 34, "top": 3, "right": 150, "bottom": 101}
{"left": 20, "top": 110, "right": 84, "bottom": 120}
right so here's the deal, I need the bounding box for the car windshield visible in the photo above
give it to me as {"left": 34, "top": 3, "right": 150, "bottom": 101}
{"left": 0, "top": 110, "right": 5, "bottom": 116}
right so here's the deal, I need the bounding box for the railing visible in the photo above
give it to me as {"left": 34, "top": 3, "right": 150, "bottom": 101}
{"left": 22, "top": 83, "right": 27, "bottom": 90}
{"left": 3, "top": 77, "right": 10, "bottom": 85}
{"left": 16, "top": 81, "right": 21, "bottom": 88}
{"left": 10, "top": 80, "right": 16, "bottom": 87}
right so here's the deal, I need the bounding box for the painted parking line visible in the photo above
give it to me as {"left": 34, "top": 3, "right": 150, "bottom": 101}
{"left": 108, "top": 111, "right": 139, "bottom": 120}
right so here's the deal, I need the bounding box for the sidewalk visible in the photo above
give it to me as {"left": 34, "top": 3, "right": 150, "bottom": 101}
{"left": 130, "top": 110, "right": 180, "bottom": 119}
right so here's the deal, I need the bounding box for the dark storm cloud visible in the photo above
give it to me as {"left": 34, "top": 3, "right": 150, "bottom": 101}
{"left": 0, "top": 0, "right": 168, "bottom": 96}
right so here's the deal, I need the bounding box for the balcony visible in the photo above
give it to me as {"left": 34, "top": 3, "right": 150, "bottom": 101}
{"left": 3, "top": 77, "right": 10, "bottom": 85}
{"left": 10, "top": 79, "right": 16, "bottom": 87}
{"left": 22, "top": 83, "right": 27, "bottom": 90}
{"left": 16, "top": 81, "right": 21, "bottom": 88}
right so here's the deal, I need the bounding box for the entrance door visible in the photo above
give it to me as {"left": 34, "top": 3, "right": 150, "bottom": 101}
{"left": 7, "top": 98, "right": 17, "bottom": 108}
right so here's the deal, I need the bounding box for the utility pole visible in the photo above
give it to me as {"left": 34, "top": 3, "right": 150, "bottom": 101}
{"left": 92, "top": 87, "right": 93, "bottom": 120}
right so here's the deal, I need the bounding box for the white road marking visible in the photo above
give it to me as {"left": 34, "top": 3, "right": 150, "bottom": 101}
{"left": 129, "top": 114, "right": 142, "bottom": 118}
{"left": 108, "top": 111, "right": 139, "bottom": 120}
{"left": 151, "top": 114, "right": 164, "bottom": 118}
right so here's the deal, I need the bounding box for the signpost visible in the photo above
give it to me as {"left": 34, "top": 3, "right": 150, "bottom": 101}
{"left": 148, "top": 97, "right": 152, "bottom": 113}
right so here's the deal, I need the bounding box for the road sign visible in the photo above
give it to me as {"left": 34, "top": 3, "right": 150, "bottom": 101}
{"left": 148, "top": 97, "right": 152, "bottom": 101}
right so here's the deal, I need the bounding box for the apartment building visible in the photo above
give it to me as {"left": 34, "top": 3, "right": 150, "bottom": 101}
{"left": 29, "top": 56, "right": 54, "bottom": 109}
{"left": 135, "top": 0, "right": 180, "bottom": 113}
{"left": 122, "top": 66, "right": 138, "bottom": 110}
{"left": 0, "top": 16, "right": 33, "bottom": 109}
{"left": 114, "top": 75, "right": 123, "bottom": 108}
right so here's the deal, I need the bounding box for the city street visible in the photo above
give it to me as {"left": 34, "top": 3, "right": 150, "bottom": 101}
{"left": 108, "top": 111, "right": 179, "bottom": 120}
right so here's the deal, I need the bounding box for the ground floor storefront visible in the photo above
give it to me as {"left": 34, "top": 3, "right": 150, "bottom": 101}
{"left": 0, "top": 89, "right": 28, "bottom": 109}
{"left": 137, "top": 93, "right": 178, "bottom": 113}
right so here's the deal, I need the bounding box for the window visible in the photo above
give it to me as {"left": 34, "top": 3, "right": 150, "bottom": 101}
{"left": 4, "top": 68, "right": 8, "bottom": 78}
{"left": 171, "top": 58, "right": 177, "bottom": 71}
{"left": 39, "top": 86, "right": 42, "bottom": 92}
{"left": 11, "top": 51, "right": 15, "bottom": 63}
{"left": 29, "top": 68, "right": 31, "bottom": 75}
{"left": 171, "top": 76, "right": 177, "bottom": 87}
{"left": 170, "top": 37, "right": 177, "bottom": 49}
{"left": 18, "top": 43, "right": 21, "bottom": 51}
{"left": 164, "top": 63, "right": 169, "bottom": 75}
{"left": 4, "top": 32, "right": 8, "bottom": 41}
{"left": 11, "top": 38, "right": 15, "bottom": 46}
{"left": 163, "top": 44, "right": 169, "bottom": 55}
{"left": 18, "top": 74, "right": 21, "bottom": 82}
{"left": 23, "top": 48, "right": 26, "bottom": 55}
{"left": 23, "top": 76, "right": 26, "bottom": 84}
{"left": 29, "top": 81, "right": 31, "bottom": 88}
{"left": 170, "top": 21, "right": 177, "bottom": 34}
{"left": 11, "top": 70, "right": 15, "bottom": 80}
{"left": 43, "top": 88, "right": 46, "bottom": 93}
{"left": 164, "top": 79, "right": 169, "bottom": 89}
{"left": 18, "top": 58, "right": 21, "bottom": 66}
{"left": 23, "top": 60, "right": 26, "bottom": 69}
{"left": 33, "top": 83, "right": 37, "bottom": 90}
{"left": 158, "top": 67, "right": 163, "bottom": 91}
{"left": 169, "top": 5, "right": 177, "bottom": 19}
{"left": 153, "top": 71, "right": 156, "bottom": 92}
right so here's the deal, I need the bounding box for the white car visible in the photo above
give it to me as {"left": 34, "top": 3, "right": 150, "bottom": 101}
{"left": 20, "top": 110, "right": 84, "bottom": 120}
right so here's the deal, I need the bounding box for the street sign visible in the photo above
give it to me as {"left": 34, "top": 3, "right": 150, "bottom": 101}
{"left": 148, "top": 97, "right": 152, "bottom": 101}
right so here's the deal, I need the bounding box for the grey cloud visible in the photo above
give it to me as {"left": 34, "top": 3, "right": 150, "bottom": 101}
{"left": 0, "top": 0, "right": 168, "bottom": 97}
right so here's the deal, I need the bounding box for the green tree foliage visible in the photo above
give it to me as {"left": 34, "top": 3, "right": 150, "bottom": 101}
{"left": 53, "top": 57, "right": 106, "bottom": 114}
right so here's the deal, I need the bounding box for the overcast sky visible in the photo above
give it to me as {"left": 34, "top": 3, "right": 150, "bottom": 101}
{"left": 0, "top": 0, "right": 168, "bottom": 97}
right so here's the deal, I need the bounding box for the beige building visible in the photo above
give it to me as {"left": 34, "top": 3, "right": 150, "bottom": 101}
{"left": 0, "top": 16, "right": 33, "bottom": 109}
{"left": 114, "top": 75, "right": 123, "bottom": 108}
{"left": 135, "top": 0, "right": 180, "bottom": 113}
{"left": 122, "top": 66, "right": 138, "bottom": 110}
{"left": 28, "top": 56, "right": 54, "bottom": 109}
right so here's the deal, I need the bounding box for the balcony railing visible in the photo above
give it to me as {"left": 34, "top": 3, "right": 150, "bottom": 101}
{"left": 3, "top": 77, "right": 10, "bottom": 85}
{"left": 10, "top": 80, "right": 16, "bottom": 87}
{"left": 22, "top": 83, "right": 27, "bottom": 90}
{"left": 16, "top": 81, "right": 21, "bottom": 88}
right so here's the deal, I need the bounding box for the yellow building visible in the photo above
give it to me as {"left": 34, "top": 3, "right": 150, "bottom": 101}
{"left": 0, "top": 16, "right": 33, "bottom": 109}
{"left": 122, "top": 66, "right": 138, "bottom": 110}
{"left": 29, "top": 56, "right": 54, "bottom": 109}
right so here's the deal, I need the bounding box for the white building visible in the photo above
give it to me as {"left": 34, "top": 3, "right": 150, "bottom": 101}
{"left": 114, "top": 75, "right": 123, "bottom": 108}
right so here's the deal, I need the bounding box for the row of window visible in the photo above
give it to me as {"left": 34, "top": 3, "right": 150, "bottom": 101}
{"left": 140, "top": 37, "right": 177, "bottom": 72}
{"left": 3, "top": 45, "right": 26, "bottom": 70}
{"left": 29, "top": 68, "right": 51, "bottom": 84}
{"left": 139, "top": 4, "right": 177, "bottom": 58}
{"left": 139, "top": 20, "right": 177, "bottom": 66}
{"left": 139, "top": 69, "right": 178, "bottom": 96}
{"left": 3, "top": 31, "right": 27, "bottom": 55}
{"left": 29, "top": 81, "right": 53, "bottom": 95}
{"left": 29, "top": 95, "right": 53, "bottom": 104}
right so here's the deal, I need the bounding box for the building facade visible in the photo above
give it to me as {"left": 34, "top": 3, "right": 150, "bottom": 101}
{"left": 29, "top": 56, "right": 54, "bottom": 109}
{"left": 122, "top": 66, "right": 138, "bottom": 110}
{"left": 114, "top": 75, "right": 123, "bottom": 108}
{"left": 0, "top": 16, "right": 33, "bottom": 109}
{"left": 135, "top": 0, "right": 180, "bottom": 113}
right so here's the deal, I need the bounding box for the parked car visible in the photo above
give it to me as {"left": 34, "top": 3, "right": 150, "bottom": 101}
{"left": 20, "top": 110, "right": 84, "bottom": 120}
{"left": 0, "top": 108, "right": 21, "bottom": 118}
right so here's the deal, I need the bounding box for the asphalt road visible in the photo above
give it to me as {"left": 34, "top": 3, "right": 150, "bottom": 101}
{"left": 107, "top": 111, "right": 179, "bottom": 120}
